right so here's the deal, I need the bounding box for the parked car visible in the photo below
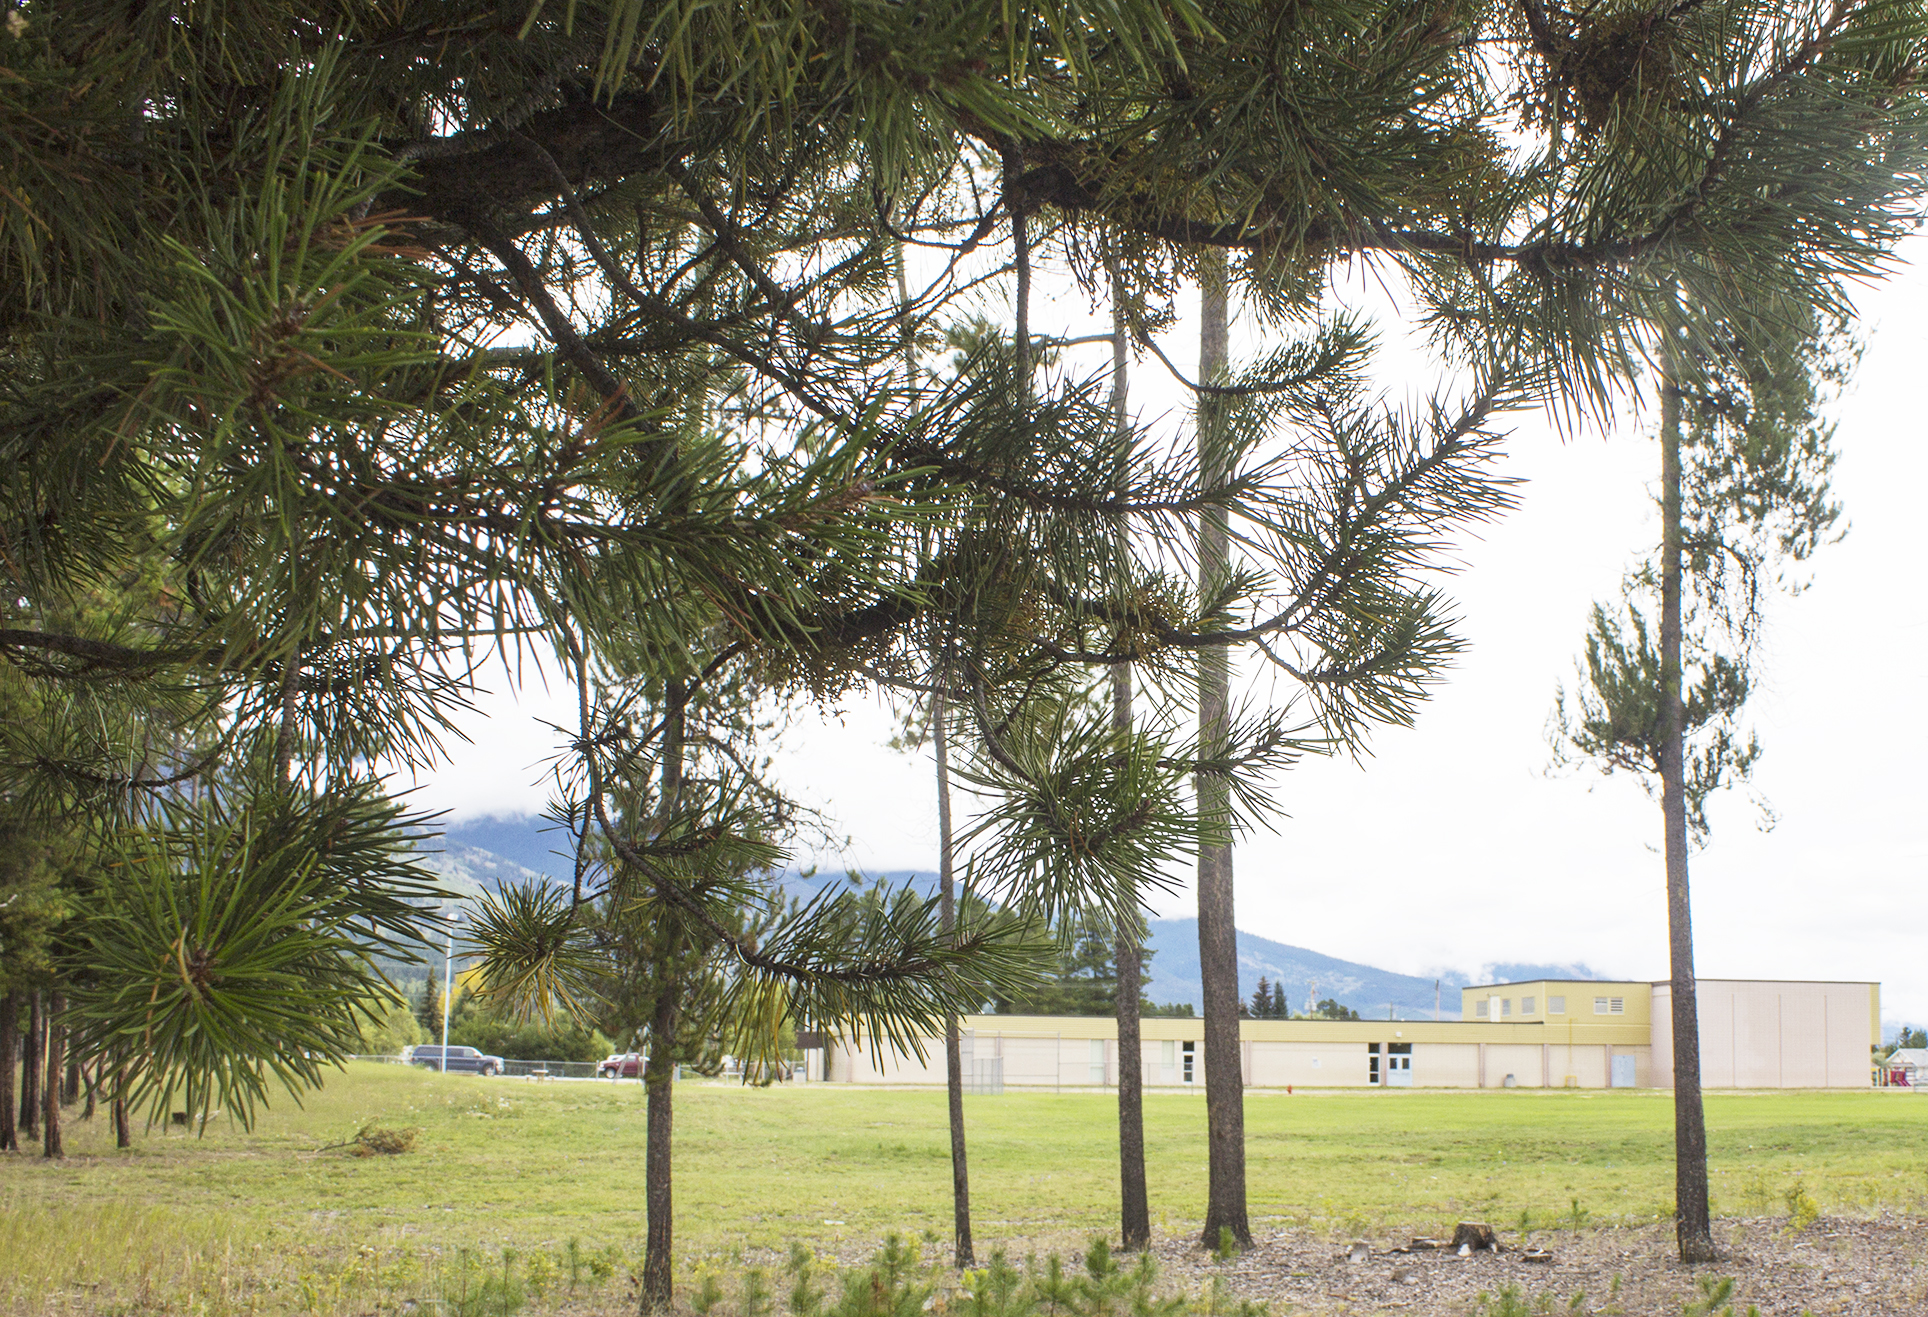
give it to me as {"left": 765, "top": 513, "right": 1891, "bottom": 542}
{"left": 598, "top": 1052, "right": 643, "bottom": 1078}
{"left": 409, "top": 1045, "right": 505, "bottom": 1076}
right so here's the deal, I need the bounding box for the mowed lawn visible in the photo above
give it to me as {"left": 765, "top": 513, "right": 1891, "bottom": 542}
{"left": 3, "top": 1063, "right": 1927, "bottom": 1309}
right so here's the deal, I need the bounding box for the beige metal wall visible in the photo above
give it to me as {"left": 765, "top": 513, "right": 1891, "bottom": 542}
{"left": 1247, "top": 1040, "right": 1372, "bottom": 1087}
{"left": 1650, "top": 980, "right": 1877, "bottom": 1089}
{"left": 1479, "top": 1043, "right": 1547, "bottom": 1088}
{"left": 1414, "top": 1042, "right": 1479, "bottom": 1087}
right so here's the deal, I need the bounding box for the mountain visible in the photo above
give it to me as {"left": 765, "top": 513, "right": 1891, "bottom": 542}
{"left": 439, "top": 817, "right": 580, "bottom": 885}
{"left": 1142, "top": 919, "right": 1467, "bottom": 1019}
{"left": 413, "top": 819, "right": 1613, "bottom": 1016}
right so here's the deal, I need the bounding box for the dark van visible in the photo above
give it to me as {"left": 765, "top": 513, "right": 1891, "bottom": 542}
{"left": 409, "top": 1045, "right": 505, "bottom": 1075}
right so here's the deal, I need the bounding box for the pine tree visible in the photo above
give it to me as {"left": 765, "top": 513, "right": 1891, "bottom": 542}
{"left": 1553, "top": 299, "right": 1848, "bottom": 1262}
{"left": 3, "top": 0, "right": 1924, "bottom": 1272}
{"left": 415, "top": 968, "right": 442, "bottom": 1040}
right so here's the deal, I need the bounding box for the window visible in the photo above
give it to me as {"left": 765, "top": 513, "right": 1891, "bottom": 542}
{"left": 1368, "top": 1042, "right": 1381, "bottom": 1084}
{"left": 1501, "top": 998, "right": 1513, "bottom": 1017}
{"left": 1181, "top": 1040, "right": 1196, "bottom": 1084}
{"left": 1594, "top": 996, "right": 1625, "bottom": 1015}
{"left": 1548, "top": 996, "right": 1565, "bottom": 1014}
{"left": 1476, "top": 1000, "right": 1489, "bottom": 1017}
{"left": 1522, "top": 996, "right": 1536, "bottom": 1014}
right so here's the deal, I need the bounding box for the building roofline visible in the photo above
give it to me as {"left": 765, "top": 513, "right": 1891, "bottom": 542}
{"left": 1650, "top": 978, "right": 1880, "bottom": 987}
{"left": 1459, "top": 980, "right": 1649, "bottom": 992}
{"left": 1461, "top": 978, "right": 1880, "bottom": 991}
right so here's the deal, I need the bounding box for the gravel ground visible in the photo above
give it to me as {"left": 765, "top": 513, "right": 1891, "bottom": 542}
{"left": 1132, "top": 1214, "right": 1928, "bottom": 1316}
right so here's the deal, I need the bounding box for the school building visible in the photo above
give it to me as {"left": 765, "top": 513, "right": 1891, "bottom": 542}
{"left": 820, "top": 978, "right": 1881, "bottom": 1091}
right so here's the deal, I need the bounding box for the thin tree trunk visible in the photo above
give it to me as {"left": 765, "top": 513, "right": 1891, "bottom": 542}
{"left": 1107, "top": 262, "right": 1150, "bottom": 1251}
{"left": 1114, "top": 892, "right": 1150, "bottom": 1251}
{"left": 42, "top": 993, "right": 64, "bottom": 1158}
{"left": 639, "top": 679, "right": 690, "bottom": 1313}
{"left": 113, "top": 1064, "right": 132, "bottom": 1148}
{"left": 20, "top": 990, "right": 40, "bottom": 1138}
{"left": 81, "top": 1056, "right": 97, "bottom": 1120}
{"left": 934, "top": 691, "right": 975, "bottom": 1267}
{"left": 1659, "top": 326, "right": 1716, "bottom": 1263}
{"left": 62, "top": 1049, "right": 80, "bottom": 1108}
{"left": 1194, "top": 252, "right": 1250, "bottom": 1251}
{"left": 0, "top": 990, "right": 16, "bottom": 1151}
{"left": 641, "top": 989, "right": 677, "bottom": 1311}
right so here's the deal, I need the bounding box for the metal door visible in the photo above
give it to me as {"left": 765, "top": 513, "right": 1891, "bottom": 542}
{"left": 1610, "top": 1055, "right": 1636, "bottom": 1088}
{"left": 1386, "top": 1053, "right": 1413, "bottom": 1087}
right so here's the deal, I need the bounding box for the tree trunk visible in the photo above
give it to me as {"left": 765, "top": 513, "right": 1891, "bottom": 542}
{"left": 1194, "top": 252, "right": 1250, "bottom": 1251}
{"left": 62, "top": 1049, "right": 80, "bottom": 1108}
{"left": 1659, "top": 327, "right": 1717, "bottom": 1263}
{"left": 638, "top": 675, "right": 692, "bottom": 1312}
{"left": 640, "top": 989, "right": 677, "bottom": 1311}
{"left": 1107, "top": 270, "right": 1150, "bottom": 1251}
{"left": 0, "top": 990, "right": 16, "bottom": 1151}
{"left": 934, "top": 690, "right": 976, "bottom": 1267}
{"left": 42, "top": 993, "right": 64, "bottom": 1158}
{"left": 114, "top": 1064, "right": 132, "bottom": 1148}
{"left": 80, "top": 1056, "right": 97, "bottom": 1120}
{"left": 1113, "top": 657, "right": 1151, "bottom": 1248}
{"left": 20, "top": 990, "right": 41, "bottom": 1138}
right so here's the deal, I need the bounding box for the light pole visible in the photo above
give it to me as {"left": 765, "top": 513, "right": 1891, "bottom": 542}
{"left": 440, "top": 907, "right": 464, "bottom": 1073}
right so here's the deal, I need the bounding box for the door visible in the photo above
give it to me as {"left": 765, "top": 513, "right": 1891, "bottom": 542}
{"left": 1610, "top": 1055, "right": 1636, "bottom": 1088}
{"left": 1386, "top": 1053, "right": 1413, "bottom": 1087}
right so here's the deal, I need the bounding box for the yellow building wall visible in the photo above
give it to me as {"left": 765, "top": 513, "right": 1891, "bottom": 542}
{"left": 1460, "top": 981, "right": 1652, "bottom": 1032}
{"left": 823, "top": 983, "right": 1870, "bottom": 1090}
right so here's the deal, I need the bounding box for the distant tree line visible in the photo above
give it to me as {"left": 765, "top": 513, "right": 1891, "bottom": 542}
{"left": 982, "top": 917, "right": 1193, "bottom": 1019}
{"left": 1239, "top": 976, "right": 1361, "bottom": 1020}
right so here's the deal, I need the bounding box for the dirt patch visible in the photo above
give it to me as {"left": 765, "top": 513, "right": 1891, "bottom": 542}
{"left": 1135, "top": 1214, "right": 1928, "bottom": 1315}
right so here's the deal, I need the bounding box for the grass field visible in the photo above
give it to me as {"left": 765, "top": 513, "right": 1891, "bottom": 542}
{"left": 3, "top": 1064, "right": 1926, "bottom": 1313}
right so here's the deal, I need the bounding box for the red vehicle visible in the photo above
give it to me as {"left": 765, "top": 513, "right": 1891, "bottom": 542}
{"left": 598, "top": 1052, "right": 643, "bottom": 1078}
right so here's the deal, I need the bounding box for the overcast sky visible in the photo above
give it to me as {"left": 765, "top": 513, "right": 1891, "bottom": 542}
{"left": 397, "top": 238, "right": 1928, "bottom": 1025}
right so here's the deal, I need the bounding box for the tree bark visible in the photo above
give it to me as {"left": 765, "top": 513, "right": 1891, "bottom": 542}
{"left": 639, "top": 676, "right": 691, "bottom": 1313}
{"left": 934, "top": 690, "right": 975, "bottom": 1267}
{"left": 1659, "top": 326, "right": 1717, "bottom": 1263}
{"left": 114, "top": 1064, "right": 132, "bottom": 1148}
{"left": 1107, "top": 267, "right": 1151, "bottom": 1252}
{"left": 42, "top": 993, "right": 64, "bottom": 1158}
{"left": 640, "top": 989, "right": 677, "bottom": 1311}
{"left": 0, "top": 990, "right": 16, "bottom": 1151}
{"left": 1194, "top": 252, "right": 1250, "bottom": 1251}
{"left": 20, "top": 990, "right": 41, "bottom": 1138}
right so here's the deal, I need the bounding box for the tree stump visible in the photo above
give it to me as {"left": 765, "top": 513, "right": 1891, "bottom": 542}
{"left": 1451, "top": 1222, "right": 1499, "bottom": 1254}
